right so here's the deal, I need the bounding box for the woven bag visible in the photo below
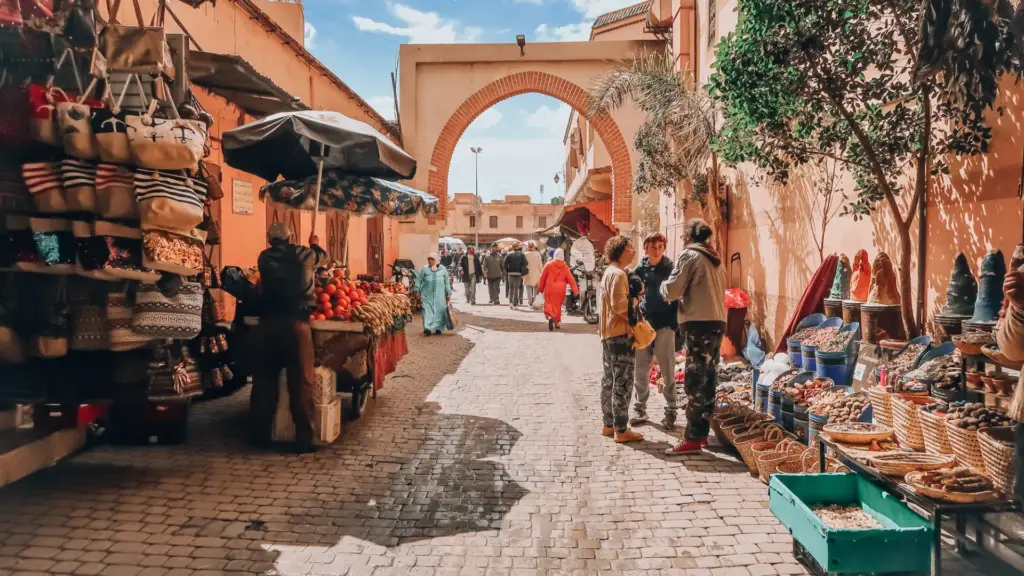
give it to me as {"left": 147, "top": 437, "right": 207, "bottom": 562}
{"left": 891, "top": 395, "right": 926, "bottom": 450}
{"left": 977, "top": 427, "right": 1016, "bottom": 495}
{"left": 147, "top": 345, "right": 202, "bottom": 399}
{"left": 132, "top": 280, "right": 202, "bottom": 340}
{"left": 134, "top": 169, "right": 206, "bottom": 233}
{"left": 106, "top": 284, "right": 152, "bottom": 351}
{"left": 945, "top": 421, "right": 987, "bottom": 472}
{"left": 60, "top": 158, "right": 99, "bottom": 213}
{"left": 919, "top": 409, "right": 954, "bottom": 455}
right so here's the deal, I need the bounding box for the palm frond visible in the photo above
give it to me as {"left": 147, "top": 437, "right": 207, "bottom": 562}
{"left": 587, "top": 65, "right": 642, "bottom": 116}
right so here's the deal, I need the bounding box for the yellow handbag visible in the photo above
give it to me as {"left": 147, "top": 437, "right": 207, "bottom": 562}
{"left": 632, "top": 317, "right": 656, "bottom": 350}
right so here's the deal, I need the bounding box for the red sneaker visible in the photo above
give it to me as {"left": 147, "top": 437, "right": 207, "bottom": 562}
{"left": 665, "top": 439, "right": 706, "bottom": 455}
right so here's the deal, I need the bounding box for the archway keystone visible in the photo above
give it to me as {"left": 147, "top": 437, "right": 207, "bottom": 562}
{"left": 427, "top": 71, "right": 633, "bottom": 224}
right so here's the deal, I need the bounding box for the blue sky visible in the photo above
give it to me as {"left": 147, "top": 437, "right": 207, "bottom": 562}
{"left": 300, "top": 0, "right": 638, "bottom": 202}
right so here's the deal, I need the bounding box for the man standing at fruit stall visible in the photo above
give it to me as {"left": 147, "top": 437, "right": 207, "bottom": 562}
{"left": 249, "top": 223, "right": 328, "bottom": 454}
{"left": 416, "top": 253, "right": 453, "bottom": 335}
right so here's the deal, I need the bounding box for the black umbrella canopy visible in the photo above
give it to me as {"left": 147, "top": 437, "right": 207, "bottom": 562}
{"left": 222, "top": 110, "right": 416, "bottom": 182}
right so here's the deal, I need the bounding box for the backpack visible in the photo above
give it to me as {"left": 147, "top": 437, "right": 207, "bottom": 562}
{"left": 258, "top": 243, "right": 307, "bottom": 308}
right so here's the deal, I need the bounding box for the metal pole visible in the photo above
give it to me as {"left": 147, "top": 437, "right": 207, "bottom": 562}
{"left": 472, "top": 147, "right": 482, "bottom": 249}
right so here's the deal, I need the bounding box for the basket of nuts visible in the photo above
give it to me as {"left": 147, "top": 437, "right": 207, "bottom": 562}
{"left": 943, "top": 403, "right": 1013, "bottom": 472}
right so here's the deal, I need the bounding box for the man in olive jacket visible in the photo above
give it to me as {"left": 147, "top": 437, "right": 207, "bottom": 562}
{"left": 482, "top": 244, "right": 505, "bottom": 305}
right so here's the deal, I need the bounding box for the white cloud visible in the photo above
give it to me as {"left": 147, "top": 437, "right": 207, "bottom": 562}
{"left": 448, "top": 135, "right": 565, "bottom": 202}
{"left": 304, "top": 22, "right": 317, "bottom": 49}
{"left": 367, "top": 96, "right": 395, "bottom": 120}
{"left": 352, "top": 4, "right": 483, "bottom": 43}
{"left": 534, "top": 22, "right": 592, "bottom": 42}
{"left": 523, "top": 103, "right": 571, "bottom": 136}
{"left": 469, "top": 108, "right": 503, "bottom": 130}
{"left": 568, "top": 0, "right": 635, "bottom": 19}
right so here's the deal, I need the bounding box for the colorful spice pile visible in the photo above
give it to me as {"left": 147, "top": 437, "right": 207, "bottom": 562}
{"left": 770, "top": 369, "right": 799, "bottom": 392}
{"left": 812, "top": 505, "right": 882, "bottom": 530}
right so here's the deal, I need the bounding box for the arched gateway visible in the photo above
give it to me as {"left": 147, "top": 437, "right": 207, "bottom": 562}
{"left": 398, "top": 40, "right": 663, "bottom": 229}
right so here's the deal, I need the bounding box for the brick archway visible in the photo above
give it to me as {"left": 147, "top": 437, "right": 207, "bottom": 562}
{"left": 427, "top": 71, "right": 633, "bottom": 223}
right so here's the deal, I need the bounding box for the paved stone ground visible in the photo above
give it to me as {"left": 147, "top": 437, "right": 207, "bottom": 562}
{"left": 0, "top": 283, "right": 1004, "bottom": 575}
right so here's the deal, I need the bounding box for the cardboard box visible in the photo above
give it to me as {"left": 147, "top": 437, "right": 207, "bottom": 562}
{"left": 313, "top": 366, "right": 337, "bottom": 406}
{"left": 271, "top": 377, "right": 342, "bottom": 445}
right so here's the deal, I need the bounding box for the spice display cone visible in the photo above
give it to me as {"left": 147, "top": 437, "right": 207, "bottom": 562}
{"left": 829, "top": 254, "right": 852, "bottom": 300}
{"left": 867, "top": 253, "right": 900, "bottom": 305}
{"left": 939, "top": 253, "right": 977, "bottom": 318}
{"left": 971, "top": 249, "right": 1006, "bottom": 324}
{"left": 849, "top": 249, "right": 871, "bottom": 302}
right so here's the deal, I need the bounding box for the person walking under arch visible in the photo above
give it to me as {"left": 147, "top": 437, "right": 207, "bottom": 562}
{"left": 524, "top": 241, "right": 544, "bottom": 304}
{"left": 459, "top": 247, "right": 483, "bottom": 305}
{"left": 537, "top": 248, "right": 578, "bottom": 330}
{"left": 504, "top": 242, "right": 529, "bottom": 309}
{"left": 416, "top": 253, "right": 452, "bottom": 336}
{"left": 631, "top": 232, "right": 680, "bottom": 429}
{"left": 662, "top": 219, "right": 727, "bottom": 454}
{"left": 600, "top": 236, "right": 643, "bottom": 443}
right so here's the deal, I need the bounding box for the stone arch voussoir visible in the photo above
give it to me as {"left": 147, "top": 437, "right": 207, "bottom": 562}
{"left": 428, "top": 71, "right": 633, "bottom": 224}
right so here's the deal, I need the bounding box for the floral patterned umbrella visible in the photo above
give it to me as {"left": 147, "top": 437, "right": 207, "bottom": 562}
{"left": 260, "top": 169, "right": 439, "bottom": 218}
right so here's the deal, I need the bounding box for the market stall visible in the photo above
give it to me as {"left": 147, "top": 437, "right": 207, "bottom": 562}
{"left": 222, "top": 110, "right": 435, "bottom": 437}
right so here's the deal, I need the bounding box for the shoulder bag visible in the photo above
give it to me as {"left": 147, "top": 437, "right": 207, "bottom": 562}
{"left": 134, "top": 168, "right": 206, "bottom": 233}
{"left": 126, "top": 99, "right": 208, "bottom": 171}
{"left": 95, "top": 163, "right": 138, "bottom": 218}
{"left": 55, "top": 77, "right": 103, "bottom": 159}
{"left": 92, "top": 73, "right": 144, "bottom": 164}
{"left": 21, "top": 161, "right": 65, "bottom": 212}
{"left": 132, "top": 279, "right": 202, "bottom": 340}
{"left": 93, "top": 220, "right": 161, "bottom": 282}
{"left": 98, "top": 0, "right": 174, "bottom": 77}
{"left": 70, "top": 280, "right": 109, "bottom": 351}
{"left": 147, "top": 345, "right": 202, "bottom": 399}
{"left": 106, "top": 282, "right": 152, "bottom": 351}
{"left": 142, "top": 228, "right": 204, "bottom": 276}
{"left": 60, "top": 157, "right": 99, "bottom": 213}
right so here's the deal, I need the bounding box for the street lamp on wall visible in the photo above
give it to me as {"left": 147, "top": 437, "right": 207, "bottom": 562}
{"left": 471, "top": 146, "right": 483, "bottom": 249}
{"left": 516, "top": 35, "right": 526, "bottom": 57}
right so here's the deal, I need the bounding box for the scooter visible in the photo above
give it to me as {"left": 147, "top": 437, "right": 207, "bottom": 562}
{"left": 566, "top": 259, "right": 600, "bottom": 325}
{"left": 389, "top": 259, "right": 417, "bottom": 292}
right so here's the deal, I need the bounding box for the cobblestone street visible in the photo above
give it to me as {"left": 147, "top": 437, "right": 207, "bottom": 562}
{"left": 0, "top": 285, "right": 997, "bottom": 575}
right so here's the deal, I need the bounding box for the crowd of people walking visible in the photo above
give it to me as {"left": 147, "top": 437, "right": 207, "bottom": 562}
{"left": 421, "top": 218, "right": 726, "bottom": 456}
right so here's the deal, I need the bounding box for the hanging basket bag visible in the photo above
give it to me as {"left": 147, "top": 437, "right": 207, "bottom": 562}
{"left": 945, "top": 421, "right": 987, "bottom": 473}
{"left": 891, "top": 395, "right": 927, "bottom": 451}
{"left": 977, "top": 427, "right": 1016, "bottom": 495}
{"left": 919, "top": 408, "right": 955, "bottom": 455}
{"left": 867, "top": 385, "right": 892, "bottom": 427}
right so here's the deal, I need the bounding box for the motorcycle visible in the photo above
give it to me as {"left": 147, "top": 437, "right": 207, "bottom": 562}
{"left": 566, "top": 259, "right": 600, "bottom": 325}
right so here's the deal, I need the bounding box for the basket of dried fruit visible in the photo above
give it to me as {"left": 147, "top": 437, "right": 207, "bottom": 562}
{"left": 891, "top": 395, "right": 932, "bottom": 450}
{"left": 978, "top": 427, "right": 1016, "bottom": 495}
{"left": 866, "top": 386, "right": 892, "bottom": 427}
{"left": 867, "top": 453, "right": 956, "bottom": 477}
{"left": 919, "top": 404, "right": 954, "bottom": 455}
{"left": 944, "top": 402, "right": 1012, "bottom": 471}
{"left": 953, "top": 330, "right": 993, "bottom": 356}
{"left": 905, "top": 469, "right": 998, "bottom": 504}
{"left": 822, "top": 422, "right": 893, "bottom": 445}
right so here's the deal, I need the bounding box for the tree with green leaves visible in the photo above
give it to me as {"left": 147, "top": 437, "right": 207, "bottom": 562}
{"left": 710, "top": 0, "right": 1021, "bottom": 337}
{"left": 550, "top": 196, "right": 563, "bottom": 206}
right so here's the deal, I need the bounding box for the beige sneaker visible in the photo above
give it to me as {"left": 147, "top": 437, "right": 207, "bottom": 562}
{"left": 601, "top": 426, "right": 614, "bottom": 438}
{"left": 615, "top": 429, "right": 644, "bottom": 443}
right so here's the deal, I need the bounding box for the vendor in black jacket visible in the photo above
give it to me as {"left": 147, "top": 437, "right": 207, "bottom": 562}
{"left": 629, "top": 232, "right": 680, "bottom": 429}
{"left": 503, "top": 242, "right": 529, "bottom": 308}
{"left": 459, "top": 248, "right": 484, "bottom": 305}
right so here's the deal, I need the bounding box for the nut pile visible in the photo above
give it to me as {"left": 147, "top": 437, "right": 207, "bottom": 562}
{"left": 944, "top": 402, "right": 1012, "bottom": 430}
{"left": 802, "top": 326, "right": 840, "bottom": 347}
{"left": 817, "top": 330, "right": 857, "bottom": 353}
{"left": 812, "top": 505, "right": 882, "bottom": 530}
{"left": 810, "top": 392, "right": 868, "bottom": 422}
{"left": 788, "top": 327, "right": 820, "bottom": 343}
{"left": 769, "top": 369, "right": 799, "bottom": 392}
{"left": 785, "top": 378, "right": 832, "bottom": 406}
{"left": 915, "top": 468, "right": 993, "bottom": 494}
{"left": 875, "top": 344, "right": 927, "bottom": 388}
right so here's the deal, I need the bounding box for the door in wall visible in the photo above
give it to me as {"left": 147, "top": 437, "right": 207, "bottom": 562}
{"left": 325, "top": 211, "right": 350, "bottom": 268}
{"left": 367, "top": 215, "right": 384, "bottom": 279}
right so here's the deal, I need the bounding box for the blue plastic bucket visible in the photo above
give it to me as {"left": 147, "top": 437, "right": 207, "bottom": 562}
{"left": 814, "top": 350, "right": 851, "bottom": 387}
{"left": 787, "top": 340, "right": 803, "bottom": 367}
{"left": 808, "top": 412, "right": 829, "bottom": 448}
{"left": 794, "top": 405, "right": 809, "bottom": 444}
{"left": 751, "top": 368, "right": 761, "bottom": 408}
{"left": 768, "top": 390, "right": 784, "bottom": 424}
{"left": 800, "top": 344, "right": 818, "bottom": 373}
{"left": 755, "top": 383, "right": 770, "bottom": 413}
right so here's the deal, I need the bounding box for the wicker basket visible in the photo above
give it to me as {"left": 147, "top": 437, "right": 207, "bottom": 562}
{"left": 756, "top": 440, "right": 803, "bottom": 483}
{"left": 953, "top": 334, "right": 991, "bottom": 356}
{"left": 891, "top": 395, "right": 926, "bottom": 450}
{"left": 734, "top": 423, "right": 780, "bottom": 472}
{"left": 978, "top": 427, "right": 1016, "bottom": 495}
{"left": 712, "top": 410, "right": 748, "bottom": 441}
{"left": 777, "top": 459, "right": 805, "bottom": 475}
{"left": 748, "top": 427, "right": 787, "bottom": 472}
{"left": 723, "top": 413, "right": 770, "bottom": 445}
{"left": 867, "top": 386, "right": 893, "bottom": 427}
{"left": 919, "top": 409, "right": 954, "bottom": 455}
{"left": 945, "top": 421, "right": 987, "bottom": 472}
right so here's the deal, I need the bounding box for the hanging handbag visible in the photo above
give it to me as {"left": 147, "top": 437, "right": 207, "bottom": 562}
{"left": 92, "top": 74, "right": 143, "bottom": 164}
{"left": 198, "top": 161, "right": 223, "bottom": 201}
{"left": 29, "top": 217, "right": 76, "bottom": 274}
{"left": 21, "top": 161, "right": 65, "bottom": 212}
{"left": 93, "top": 220, "right": 160, "bottom": 282}
{"left": 6, "top": 216, "right": 41, "bottom": 271}
{"left": 126, "top": 101, "right": 208, "bottom": 171}
{"left": 60, "top": 157, "right": 99, "bottom": 213}
{"left": 99, "top": 0, "right": 174, "bottom": 77}
{"left": 132, "top": 279, "right": 202, "bottom": 340}
{"left": 70, "top": 281, "right": 108, "bottom": 351}
{"left": 107, "top": 283, "right": 151, "bottom": 351}
{"left": 142, "top": 228, "right": 204, "bottom": 276}
{"left": 198, "top": 203, "right": 220, "bottom": 246}
{"left": 0, "top": 275, "right": 26, "bottom": 364}
{"left": 0, "top": 164, "right": 33, "bottom": 213}
{"left": 135, "top": 168, "right": 206, "bottom": 233}
{"left": 147, "top": 345, "right": 201, "bottom": 399}
{"left": 71, "top": 220, "right": 116, "bottom": 280}
{"left": 95, "top": 163, "right": 138, "bottom": 218}
{"left": 56, "top": 77, "right": 103, "bottom": 159}
{"left": 63, "top": 0, "right": 97, "bottom": 49}
{"left": 28, "top": 83, "right": 72, "bottom": 146}
{"left": 30, "top": 276, "right": 70, "bottom": 358}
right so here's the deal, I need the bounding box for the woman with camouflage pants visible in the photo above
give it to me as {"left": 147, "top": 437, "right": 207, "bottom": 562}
{"left": 660, "top": 219, "right": 727, "bottom": 455}
{"left": 598, "top": 236, "right": 644, "bottom": 443}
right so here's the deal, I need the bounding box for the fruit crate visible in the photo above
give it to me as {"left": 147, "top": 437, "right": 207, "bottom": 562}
{"left": 769, "top": 473, "right": 933, "bottom": 574}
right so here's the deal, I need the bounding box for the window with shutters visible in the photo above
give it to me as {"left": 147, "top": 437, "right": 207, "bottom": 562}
{"left": 538, "top": 216, "right": 547, "bottom": 228}
{"left": 469, "top": 215, "right": 476, "bottom": 228}
{"left": 516, "top": 215, "right": 523, "bottom": 229}
{"left": 489, "top": 216, "right": 498, "bottom": 228}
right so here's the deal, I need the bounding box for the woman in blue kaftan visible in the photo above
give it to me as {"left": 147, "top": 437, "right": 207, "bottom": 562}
{"left": 416, "top": 253, "right": 452, "bottom": 335}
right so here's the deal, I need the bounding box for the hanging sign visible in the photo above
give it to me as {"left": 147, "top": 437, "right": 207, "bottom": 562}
{"left": 232, "top": 179, "right": 253, "bottom": 215}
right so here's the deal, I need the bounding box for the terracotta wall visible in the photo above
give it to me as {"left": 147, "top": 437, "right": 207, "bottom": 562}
{"left": 686, "top": 0, "right": 1024, "bottom": 349}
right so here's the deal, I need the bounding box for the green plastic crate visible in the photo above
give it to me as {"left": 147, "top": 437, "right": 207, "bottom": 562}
{"left": 769, "top": 473, "right": 933, "bottom": 574}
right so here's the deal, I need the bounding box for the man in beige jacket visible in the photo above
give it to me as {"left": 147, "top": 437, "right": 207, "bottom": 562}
{"left": 994, "top": 265, "right": 1024, "bottom": 504}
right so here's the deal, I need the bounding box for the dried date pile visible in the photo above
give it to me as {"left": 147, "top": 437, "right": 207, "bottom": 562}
{"left": 812, "top": 505, "right": 882, "bottom": 530}
{"left": 770, "top": 369, "right": 799, "bottom": 392}
{"left": 788, "top": 327, "right": 820, "bottom": 343}
{"left": 810, "top": 392, "right": 868, "bottom": 423}
{"left": 945, "top": 402, "right": 1012, "bottom": 431}
{"left": 817, "top": 330, "right": 856, "bottom": 353}
{"left": 802, "top": 326, "right": 840, "bottom": 347}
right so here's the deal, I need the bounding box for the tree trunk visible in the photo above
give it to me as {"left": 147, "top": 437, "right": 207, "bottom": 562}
{"left": 897, "top": 224, "right": 919, "bottom": 339}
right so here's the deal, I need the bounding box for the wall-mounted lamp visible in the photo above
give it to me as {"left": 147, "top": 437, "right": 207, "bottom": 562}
{"left": 516, "top": 35, "right": 526, "bottom": 57}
